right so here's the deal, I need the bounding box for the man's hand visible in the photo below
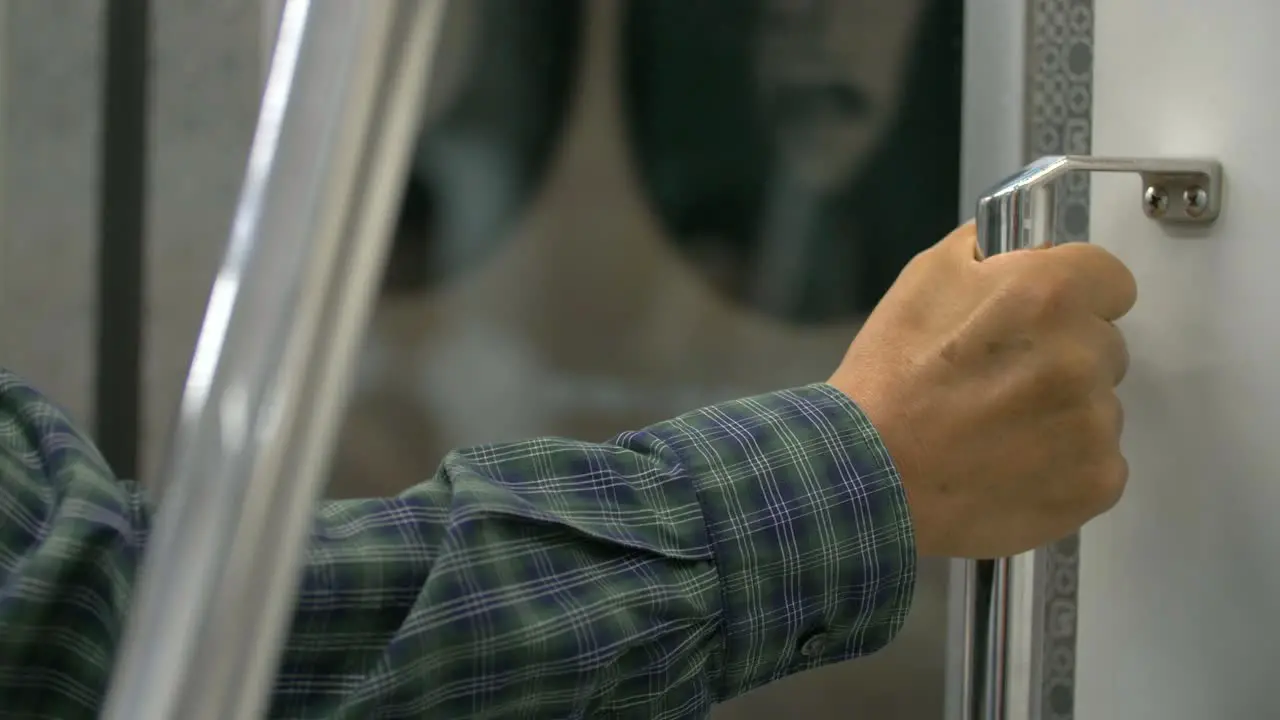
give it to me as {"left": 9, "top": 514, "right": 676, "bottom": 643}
{"left": 830, "top": 223, "right": 1136, "bottom": 559}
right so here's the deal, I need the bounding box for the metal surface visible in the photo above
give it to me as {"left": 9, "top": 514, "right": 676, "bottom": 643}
{"left": 947, "top": 2, "right": 1028, "bottom": 716}
{"left": 976, "top": 155, "right": 1223, "bottom": 258}
{"left": 100, "top": 1, "right": 446, "bottom": 718}
{"left": 963, "top": 153, "right": 1225, "bottom": 720}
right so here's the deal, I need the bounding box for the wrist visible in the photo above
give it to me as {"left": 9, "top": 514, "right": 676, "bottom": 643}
{"left": 825, "top": 374, "right": 940, "bottom": 557}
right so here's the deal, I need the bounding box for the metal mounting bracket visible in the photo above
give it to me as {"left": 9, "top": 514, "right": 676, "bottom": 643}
{"left": 977, "top": 155, "right": 1224, "bottom": 257}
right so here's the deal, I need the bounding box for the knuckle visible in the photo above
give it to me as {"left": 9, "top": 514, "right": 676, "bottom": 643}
{"left": 1091, "top": 453, "right": 1130, "bottom": 512}
{"left": 1090, "top": 250, "right": 1139, "bottom": 311}
{"left": 1098, "top": 392, "right": 1124, "bottom": 437}
{"left": 1077, "top": 401, "right": 1127, "bottom": 512}
{"left": 1017, "top": 281, "right": 1062, "bottom": 319}
{"left": 1078, "top": 398, "right": 1122, "bottom": 454}
{"left": 1011, "top": 265, "right": 1075, "bottom": 319}
{"left": 899, "top": 250, "right": 932, "bottom": 280}
{"left": 1034, "top": 344, "right": 1098, "bottom": 398}
{"left": 1110, "top": 329, "right": 1132, "bottom": 385}
{"left": 1059, "top": 345, "right": 1100, "bottom": 388}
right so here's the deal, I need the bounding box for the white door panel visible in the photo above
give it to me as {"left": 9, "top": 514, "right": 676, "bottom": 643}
{"left": 952, "top": 3, "right": 1280, "bottom": 717}
{"left": 1078, "top": 2, "right": 1280, "bottom": 716}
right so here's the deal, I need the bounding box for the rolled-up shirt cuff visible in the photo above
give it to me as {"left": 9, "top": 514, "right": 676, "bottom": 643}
{"left": 648, "top": 382, "right": 917, "bottom": 699}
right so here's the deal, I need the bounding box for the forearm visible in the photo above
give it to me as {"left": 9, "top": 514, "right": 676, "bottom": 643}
{"left": 285, "top": 384, "right": 916, "bottom": 718}
{"left": 0, "top": 370, "right": 916, "bottom": 719}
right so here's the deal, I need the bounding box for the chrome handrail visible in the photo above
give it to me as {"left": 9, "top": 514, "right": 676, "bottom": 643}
{"left": 100, "top": 2, "right": 448, "bottom": 718}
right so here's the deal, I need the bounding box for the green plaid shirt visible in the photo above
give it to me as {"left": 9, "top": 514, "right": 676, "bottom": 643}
{"left": 0, "top": 368, "right": 915, "bottom": 719}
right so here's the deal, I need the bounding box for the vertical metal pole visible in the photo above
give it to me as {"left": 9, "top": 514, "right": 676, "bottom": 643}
{"left": 100, "top": 1, "right": 448, "bottom": 718}
{"left": 982, "top": 559, "right": 1012, "bottom": 718}
{"left": 948, "top": 3, "right": 1028, "bottom": 715}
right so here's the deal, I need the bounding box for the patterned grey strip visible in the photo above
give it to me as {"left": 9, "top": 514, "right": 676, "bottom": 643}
{"left": 1025, "top": 1, "right": 1093, "bottom": 718}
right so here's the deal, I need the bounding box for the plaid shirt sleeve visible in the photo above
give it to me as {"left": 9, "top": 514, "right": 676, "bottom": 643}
{"left": 0, "top": 368, "right": 916, "bottom": 719}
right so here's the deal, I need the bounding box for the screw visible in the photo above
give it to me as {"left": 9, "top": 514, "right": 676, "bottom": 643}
{"left": 1184, "top": 186, "right": 1208, "bottom": 218}
{"left": 1143, "top": 185, "right": 1169, "bottom": 217}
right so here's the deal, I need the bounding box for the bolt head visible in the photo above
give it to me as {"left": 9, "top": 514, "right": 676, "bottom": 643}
{"left": 1183, "top": 186, "right": 1208, "bottom": 217}
{"left": 1143, "top": 185, "right": 1169, "bottom": 217}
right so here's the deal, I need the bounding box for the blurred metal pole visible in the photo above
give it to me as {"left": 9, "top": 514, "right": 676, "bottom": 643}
{"left": 100, "top": 1, "right": 447, "bottom": 718}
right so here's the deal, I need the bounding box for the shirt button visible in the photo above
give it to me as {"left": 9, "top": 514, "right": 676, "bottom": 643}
{"left": 799, "top": 632, "right": 827, "bottom": 658}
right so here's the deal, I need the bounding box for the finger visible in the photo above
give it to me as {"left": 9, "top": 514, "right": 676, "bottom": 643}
{"left": 1039, "top": 242, "right": 1138, "bottom": 321}
{"left": 1087, "top": 318, "right": 1130, "bottom": 386}
{"left": 1093, "top": 389, "right": 1125, "bottom": 441}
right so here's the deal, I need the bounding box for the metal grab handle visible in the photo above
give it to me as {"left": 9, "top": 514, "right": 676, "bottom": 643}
{"left": 100, "top": 2, "right": 448, "bottom": 719}
{"left": 976, "top": 155, "right": 1223, "bottom": 257}
{"left": 957, "top": 154, "right": 1224, "bottom": 720}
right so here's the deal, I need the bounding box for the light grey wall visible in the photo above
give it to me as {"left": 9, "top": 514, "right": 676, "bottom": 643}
{"left": 1, "top": 1, "right": 103, "bottom": 429}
